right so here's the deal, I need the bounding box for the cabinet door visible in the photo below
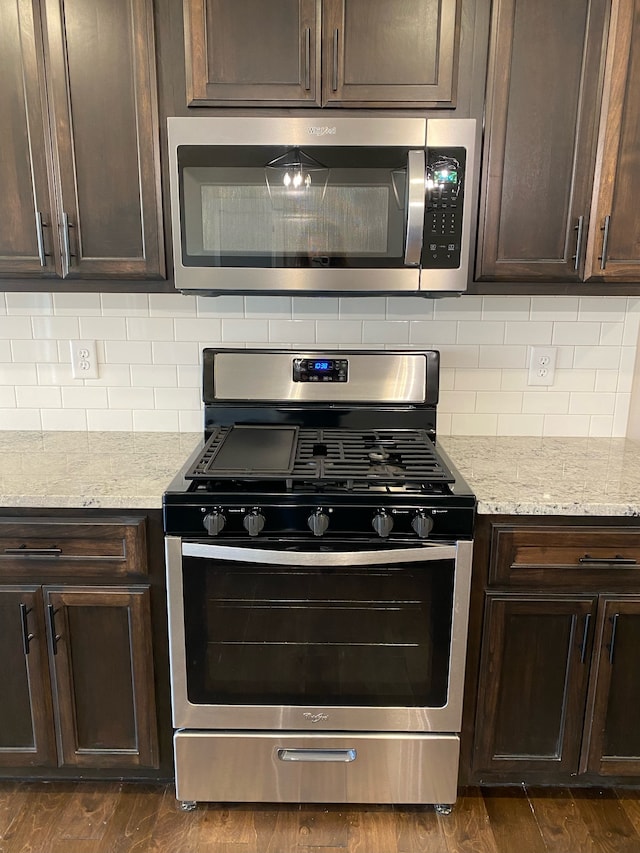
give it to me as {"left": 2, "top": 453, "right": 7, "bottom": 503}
{"left": 185, "top": 0, "right": 321, "bottom": 106}
{"left": 0, "top": 0, "right": 59, "bottom": 278}
{"left": 473, "top": 594, "right": 594, "bottom": 778}
{"left": 476, "top": 0, "right": 609, "bottom": 281}
{"left": 585, "top": 0, "right": 640, "bottom": 282}
{"left": 322, "top": 0, "right": 459, "bottom": 106}
{"left": 45, "top": 585, "right": 159, "bottom": 769}
{"left": 41, "top": 0, "right": 164, "bottom": 280}
{"left": 582, "top": 598, "right": 640, "bottom": 775}
{"left": 0, "top": 587, "right": 56, "bottom": 767}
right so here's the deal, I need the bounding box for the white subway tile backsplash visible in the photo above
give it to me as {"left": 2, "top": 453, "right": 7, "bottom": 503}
{"left": 552, "top": 322, "right": 601, "bottom": 346}
{"left": 0, "top": 316, "right": 33, "bottom": 339}
{"left": 130, "top": 365, "right": 178, "bottom": 387}
{"left": 362, "top": 320, "right": 409, "bottom": 344}
{"left": 504, "top": 322, "right": 553, "bottom": 345}
{"left": 6, "top": 293, "right": 53, "bottom": 315}
{"left": 61, "top": 386, "right": 108, "bottom": 409}
{"left": 1, "top": 293, "right": 638, "bottom": 438}
{"left": 409, "top": 321, "right": 457, "bottom": 344}
{"left": 100, "top": 293, "right": 149, "bottom": 316}
{"left": 268, "top": 320, "right": 316, "bottom": 344}
{"left": 126, "top": 317, "right": 174, "bottom": 341}
{"left": 86, "top": 409, "right": 133, "bottom": 431}
{"left": 41, "top": 408, "right": 87, "bottom": 430}
{"left": 16, "top": 386, "right": 61, "bottom": 408}
{"left": 221, "top": 318, "right": 269, "bottom": 342}
{"left": 11, "top": 339, "right": 59, "bottom": 363}
{"left": 32, "top": 316, "right": 79, "bottom": 340}
{"left": 457, "top": 321, "right": 505, "bottom": 345}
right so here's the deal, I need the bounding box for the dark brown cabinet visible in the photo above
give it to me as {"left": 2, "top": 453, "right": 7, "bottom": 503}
{"left": 584, "top": 0, "right": 640, "bottom": 283}
{"left": 0, "top": 518, "right": 159, "bottom": 771}
{"left": 475, "top": 0, "right": 609, "bottom": 283}
{"left": 469, "top": 519, "right": 640, "bottom": 784}
{"left": 0, "top": 0, "right": 164, "bottom": 282}
{"left": 184, "top": 0, "right": 460, "bottom": 107}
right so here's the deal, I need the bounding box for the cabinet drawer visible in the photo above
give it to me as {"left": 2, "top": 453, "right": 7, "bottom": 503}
{"left": 0, "top": 518, "right": 147, "bottom": 577}
{"left": 489, "top": 525, "right": 640, "bottom": 587}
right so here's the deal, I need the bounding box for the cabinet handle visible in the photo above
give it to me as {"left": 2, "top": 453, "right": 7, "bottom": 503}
{"left": 578, "top": 554, "right": 637, "bottom": 566}
{"left": 571, "top": 215, "right": 584, "bottom": 272}
{"left": 19, "top": 603, "right": 35, "bottom": 656}
{"left": 62, "top": 212, "right": 73, "bottom": 272}
{"left": 47, "top": 604, "right": 61, "bottom": 655}
{"left": 4, "top": 547, "right": 62, "bottom": 557}
{"left": 304, "top": 27, "right": 311, "bottom": 90}
{"left": 598, "top": 214, "right": 611, "bottom": 270}
{"left": 579, "top": 612, "right": 591, "bottom": 663}
{"left": 608, "top": 613, "right": 619, "bottom": 664}
{"left": 35, "top": 212, "right": 47, "bottom": 267}
{"left": 332, "top": 29, "right": 339, "bottom": 91}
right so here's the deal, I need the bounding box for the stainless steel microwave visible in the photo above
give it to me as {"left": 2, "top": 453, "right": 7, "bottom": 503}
{"left": 167, "top": 116, "right": 476, "bottom": 296}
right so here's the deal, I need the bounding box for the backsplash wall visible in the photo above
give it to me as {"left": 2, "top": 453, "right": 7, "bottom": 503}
{"left": 0, "top": 292, "right": 638, "bottom": 437}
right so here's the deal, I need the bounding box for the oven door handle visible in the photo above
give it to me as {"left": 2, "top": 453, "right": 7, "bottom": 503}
{"left": 181, "top": 542, "right": 457, "bottom": 566}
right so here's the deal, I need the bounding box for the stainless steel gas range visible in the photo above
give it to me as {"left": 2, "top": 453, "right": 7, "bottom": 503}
{"left": 163, "top": 348, "right": 475, "bottom": 811}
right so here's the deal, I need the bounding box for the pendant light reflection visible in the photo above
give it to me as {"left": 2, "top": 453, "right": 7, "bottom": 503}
{"left": 265, "top": 148, "right": 329, "bottom": 212}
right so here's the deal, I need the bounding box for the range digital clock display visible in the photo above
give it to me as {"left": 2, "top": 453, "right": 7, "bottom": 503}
{"left": 293, "top": 358, "right": 349, "bottom": 382}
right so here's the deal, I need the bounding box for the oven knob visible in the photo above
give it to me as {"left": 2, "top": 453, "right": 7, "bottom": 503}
{"left": 412, "top": 511, "right": 434, "bottom": 539}
{"left": 308, "top": 510, "right": 330, "bottom": 537}
{"left": 372, "top": 510, "right": 394, "bottom": 538}
{"left": 243, "top": 510, "right": 265, "bottom": 537}
{"left": 203, "top": 510, "right": 226, "bottom": 536}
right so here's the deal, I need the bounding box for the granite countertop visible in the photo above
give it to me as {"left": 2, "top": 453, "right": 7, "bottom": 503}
{"left": 1, "top": 431, "right": 640, "bottom": 516}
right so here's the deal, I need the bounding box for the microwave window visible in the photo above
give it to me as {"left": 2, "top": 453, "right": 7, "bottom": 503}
{"left": 178, "top": 149, "right": 408, "bottom": 268}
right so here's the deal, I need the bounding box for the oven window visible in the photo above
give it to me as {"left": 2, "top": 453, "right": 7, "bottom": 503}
{"left": 182, "top": 558, "right": 455, "bottom": 707}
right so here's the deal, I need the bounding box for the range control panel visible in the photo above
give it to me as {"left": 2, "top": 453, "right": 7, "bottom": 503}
{"left": 422, "top": 146, "right": 466, "bottom": 270}
{"left": 293, "top": 358, "right": 349, "bottom": 383}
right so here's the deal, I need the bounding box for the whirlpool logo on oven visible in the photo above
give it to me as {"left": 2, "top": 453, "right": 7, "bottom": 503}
{"left": 308, "top": 126, "right": 336, "bottom": 136}
{"left": 303, "top": 712, "right": 329, "bottom": 723}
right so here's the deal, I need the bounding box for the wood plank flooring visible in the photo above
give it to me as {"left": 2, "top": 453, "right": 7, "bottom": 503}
{"left": 1, "top": 782, "right": 640, "bottom": 853}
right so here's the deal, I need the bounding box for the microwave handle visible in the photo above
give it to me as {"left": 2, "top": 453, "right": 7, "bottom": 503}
{"left": 404, "top": 149, "right": 426, "bottom": 266}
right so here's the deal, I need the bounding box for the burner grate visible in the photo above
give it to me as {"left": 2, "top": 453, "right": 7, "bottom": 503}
{"left": 186, "top": 427, "right": 454, "bottom": 489}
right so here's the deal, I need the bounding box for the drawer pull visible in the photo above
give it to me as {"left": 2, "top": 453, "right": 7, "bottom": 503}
{"left": 578, "top": 554, "right": 637, "bottom": 566}
{"left": 277, "top": 748, "right": 356, "bottom": 763}
{"left": 4, "top": 547, "right": 62, "bottom": 557}
{"left": 19, "top": 603, "right": 35, "bottom": 655}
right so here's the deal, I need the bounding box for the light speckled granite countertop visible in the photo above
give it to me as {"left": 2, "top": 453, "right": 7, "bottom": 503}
{"left": 1, "top": 431, "right": 639, "bottom": 516}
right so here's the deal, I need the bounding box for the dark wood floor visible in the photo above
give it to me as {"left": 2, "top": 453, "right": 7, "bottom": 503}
{"left": 1, "top": 782, "right": 640, "bottom": 852}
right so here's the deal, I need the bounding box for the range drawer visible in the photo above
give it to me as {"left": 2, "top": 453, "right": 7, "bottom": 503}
{"left": 0, "top": 517, "right": 147, "bottom": 577}
{"left": 489, "top": 524, "right": 640, "bottom": 587}
{"left": 174, "top": 730, "right": 459, "bottom": 805}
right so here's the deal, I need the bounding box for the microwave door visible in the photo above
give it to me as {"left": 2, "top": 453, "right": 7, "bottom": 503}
{"left": 404, "top": 150, "right": 426, "bottom": 266}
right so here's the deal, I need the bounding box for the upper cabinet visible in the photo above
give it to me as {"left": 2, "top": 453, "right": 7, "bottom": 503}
{"left": 0, "top": 0, "right": 165, "bottom": 283}
{"left": 584, "top": 0, "right": 640, "bottom": 282}
{"left": 184, "top": 0, "right": 461, "bottom": 108}
{"left": 476, "top": 0, "right": 640, "bottom": 288}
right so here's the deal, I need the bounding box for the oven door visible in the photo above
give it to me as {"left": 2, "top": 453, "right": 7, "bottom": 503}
{"left": 165, "top": 537, "right": 472, "bottom": 733}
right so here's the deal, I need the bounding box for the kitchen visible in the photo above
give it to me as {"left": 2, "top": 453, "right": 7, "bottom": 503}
{"left": 1, "top": 0, "right": 640, "bottom": 849}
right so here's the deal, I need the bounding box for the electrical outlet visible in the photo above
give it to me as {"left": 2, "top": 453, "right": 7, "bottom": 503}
{"left": 70, "top": 340, "right": 98, "bottom": 379}
{"left": 528, "top": 346, "right": 557, "bottom": 386}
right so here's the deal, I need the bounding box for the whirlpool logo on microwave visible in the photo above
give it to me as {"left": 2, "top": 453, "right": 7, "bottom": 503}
{"left": 308, "top": 126, "right": 337, "bottom": 136}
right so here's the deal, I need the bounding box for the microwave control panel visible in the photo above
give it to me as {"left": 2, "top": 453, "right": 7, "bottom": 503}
{"left": 422, "top": 147, "right": 466, "bottom": 270}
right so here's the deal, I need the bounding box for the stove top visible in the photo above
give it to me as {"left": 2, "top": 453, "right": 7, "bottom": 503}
{"left": 163, "top": 348, "right": 476, "bottom": 541}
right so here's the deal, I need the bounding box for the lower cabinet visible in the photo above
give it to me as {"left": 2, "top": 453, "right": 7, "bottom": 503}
{"left": 469, "top": 519, "right": 640, "bottom": 784}
{"left": 0, "top": 516, "right": 160, "bottom": 773}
